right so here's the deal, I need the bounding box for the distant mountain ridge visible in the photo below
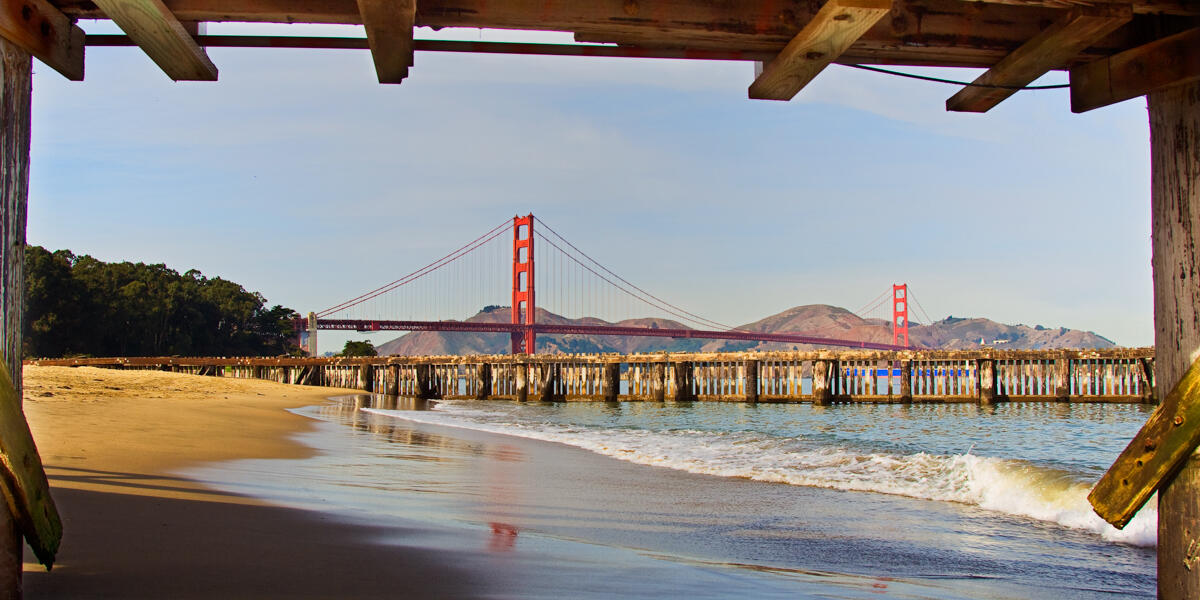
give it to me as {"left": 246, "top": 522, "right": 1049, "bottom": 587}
{"left": 373, "top": 304, "right": 1116, "bottom": 356}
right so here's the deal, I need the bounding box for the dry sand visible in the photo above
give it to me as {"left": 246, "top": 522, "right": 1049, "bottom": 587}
{"left": 18, "top": 366, "right": 481, "bottom": 599}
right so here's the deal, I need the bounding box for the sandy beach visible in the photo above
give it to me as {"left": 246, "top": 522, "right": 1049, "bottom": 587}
{"left": 14, "top": 365, "right": 1156, "bottom": 599}
{"left": 18, "top": 366, "right": 480, "bottom": 599}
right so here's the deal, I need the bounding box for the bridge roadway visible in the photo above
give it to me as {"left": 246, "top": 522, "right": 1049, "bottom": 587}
{"left": 307, "top": 318, "right": 908, "bottom": 351}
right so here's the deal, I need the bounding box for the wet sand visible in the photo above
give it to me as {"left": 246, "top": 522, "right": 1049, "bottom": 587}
{"left": 19, "top": 366, "right": 481, "bottom": 599}
{"left": 16, "top": 367, "right": 1154, "bottom": 599}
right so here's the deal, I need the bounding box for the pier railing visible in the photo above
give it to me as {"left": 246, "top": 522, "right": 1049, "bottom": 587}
{"left": 27, "top": 348, "right": 1156, "bottom": 405}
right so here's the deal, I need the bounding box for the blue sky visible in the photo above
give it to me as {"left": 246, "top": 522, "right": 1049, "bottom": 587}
{"left": 27, "top": 23, "right": 1153, "bottom": 349}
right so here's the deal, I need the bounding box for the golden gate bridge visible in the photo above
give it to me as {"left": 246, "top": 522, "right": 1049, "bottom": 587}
{"left": 296, "top": 214, "right": 929, "bottom": 354}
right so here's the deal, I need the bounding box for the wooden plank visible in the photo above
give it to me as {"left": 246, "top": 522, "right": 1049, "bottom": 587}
{"left": 91, "top": 0, "right": 217, "bottom": 81}
{"left": 0, "top": 0, "right": 83, "bottom": 80}
{"left": 1089, "top": 355, "right": 1200, "bottom": 529}
{"left": 356, "top": 0, "right": 415, "bottom": 83}
{"left": 748, "top": 0, "right": 892, "bottom": 101}
{"left": 945, "top": 6, "right": 1130, "bottom": 113}
{"left": 1071, "top": 27, "right": 1200, "bottom": 113}
{"left": 0, "top": 358, "right": 60, "bottom": 568}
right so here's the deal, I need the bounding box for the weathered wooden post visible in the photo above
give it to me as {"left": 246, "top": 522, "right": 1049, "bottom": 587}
{"left": 415, "top": 364, "right": 435, "bottom": 400}
{"left": 515, "top": 362, "right": 529, "bottom": 402}
{"left": 385, "top": 364, "right": 399, "bottom": 396}
{"left": 1150, "top": 80, "right": 1200, "bottom": 600}
{"left": 475, "top": 362, "right": 492, "bottom": 400}
{"left": 812, "top": 359, "right": 832, "bottom": 406}
{"left": 603, "top": 362, "right": 620, "bottom": 402}
{"left": 0, "top": 37, "right": 31, "bottom": 593}
{"left": 977, "top": 358, "right": 996, "bottom": 405}
{"left": 672, "top": 361, "right": 695, "bottom": 402}
{"left": 539, "top": 363, "right": 560, "bottom": 402}
{"left": 358, "top": 363, "right": 375, "bottom": 393}
{"left": 650, "top": 362, "right": 666, "bottom": 402}
{"left": 1055, "top": 353, "right": 1072, "bottom": 401}
{"left": 1138, "top": 357, "right": 1155, "bottom": 404}
{"left": 744, "top": 359, "right": 759, "bottom": 403}
{"left": 899, "top": 360, "right": 913, "bottom": 402}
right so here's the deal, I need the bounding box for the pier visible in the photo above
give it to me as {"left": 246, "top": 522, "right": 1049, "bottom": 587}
{"left": 31, "top": 348, "right": 1155, "bottom": 405}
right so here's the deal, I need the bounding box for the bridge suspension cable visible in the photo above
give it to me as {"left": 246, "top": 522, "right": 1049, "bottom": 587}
{"left": 534, "top": 218, "right": 741, "bottom": 332}
{"left": 316, "top": 218, "right": 511, "bottom": 318}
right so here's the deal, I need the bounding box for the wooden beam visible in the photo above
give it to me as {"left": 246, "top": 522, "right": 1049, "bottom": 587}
{"left": 945, "top": 5, "right": 1130, "bottom": 113}
{"left": 0, "top": 0, "right": 83, "bottom": 80}
{"left": 1089, "top": 355, "right": 1200, "bottom": 529}
{"left": 1071, "top": 27, "right": 1200, "bottom": 113}
{"left": 90, "top": 0, "right": 217, "bottom": 81}
{"left": 748, "top": 0, "right": 892, "bottom": 101}
{"left": 356, "top": 0, "right": 415, "bottom": 83}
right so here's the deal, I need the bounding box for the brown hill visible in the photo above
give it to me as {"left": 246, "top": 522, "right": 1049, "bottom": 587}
{"left": 373, "top": 304, "right": 1117, "bottom": 356}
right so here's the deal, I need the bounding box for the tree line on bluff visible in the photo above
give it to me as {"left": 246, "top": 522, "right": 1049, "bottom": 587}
{"left": 23, "top": 246, "right": 302, "bottom": 358}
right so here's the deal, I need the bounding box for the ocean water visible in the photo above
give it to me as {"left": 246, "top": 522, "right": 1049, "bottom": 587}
{"left": 189, "top": 397, "right": 1158, "bottom": 599}
{"left": 366, "top": 399, "right": 1158, "bottom": 546}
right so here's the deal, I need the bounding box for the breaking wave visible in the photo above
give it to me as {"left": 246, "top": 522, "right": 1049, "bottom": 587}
{"left": 364, "top": 402, "right": 1157, "bottom": 547}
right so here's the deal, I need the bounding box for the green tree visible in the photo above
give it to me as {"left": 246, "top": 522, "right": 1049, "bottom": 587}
{"left": 23, "top": 245, "right": 302, "bottom": 358}
{"left": 339, "top": 340, "right": 377, "bottom": 357}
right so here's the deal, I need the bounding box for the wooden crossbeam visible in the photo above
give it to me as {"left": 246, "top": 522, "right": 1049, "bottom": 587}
{"left": 1090, "top": 355, "right": 1200, "bottom": 529}
{"left": 945, "top": 6, "right": 1130, "bottom": 113}
{"left": 0, "top": 0, "right": 84, "bottom": 80}
{"left": 748, "top": 0, "right": 892, "bottom": 101}
{"left": 1071, "top": 27, "right": 1200, "bottom": 113}
{"left": 91, "top": 0, "right": 217, "bottom": 81}
{"left": 356, "top": 0, "right": 416, "bottom": 83}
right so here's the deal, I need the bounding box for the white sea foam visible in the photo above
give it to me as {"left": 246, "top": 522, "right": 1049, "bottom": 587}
{"left": 363, "top": 403, "right": 1157, "bottom": 547}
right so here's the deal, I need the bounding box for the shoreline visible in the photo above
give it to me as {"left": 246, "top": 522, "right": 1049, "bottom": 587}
{"left": 17, "top": 366, "right": 1155, "bottom": 599}
{"left": 19, "top": 366, "right": 482, "bottom": 599}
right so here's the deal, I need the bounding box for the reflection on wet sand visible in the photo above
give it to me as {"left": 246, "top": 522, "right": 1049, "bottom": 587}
{"left": 483, "top": 443, "right": 525, "bottom": 552}
{"left": 315, "top": 396, "right": 476, "bottom": 464}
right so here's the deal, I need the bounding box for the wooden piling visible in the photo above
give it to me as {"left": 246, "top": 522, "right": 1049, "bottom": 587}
{"left": 1149, "top": 79, "right": 1200, "bottom": 600}
{"left": 539, "top": 364, "right": 559, "bottom": 402}
{"left": 603, "top": 362, "right": 619, "bottom": 402}
{"left": 385, "top": 364, "right": 399, "bottom": 396}
{"left": 358, "top": 363, "right": 375, "bottom": 393}
{"left": 1055, "top": 356, "right": 1071, "bottom": 401}
{"left": 899, "top": 360, "right": 912, "bottom": 402}
{"left": 1138, "top": 357, "right": 1155, "bottom": 403}
{"left": 476, "top": 363, "right": 492, "bottom": 400}
{"left": 977, "top": 358, "right": 996, "bottom": 404}
{"left": 650, "top": 362, "right": 666, "bottom": 402}
{"left": 0, "top": 38, "right": 30, "bottom": 593}
{"left": 415, "top": 365, "right": 435, "bottom": 399}
{"left": 813, "top": 359, "right": 832, "bottom": 406}
{"left": 515, "top": 363, "right": 529, "bottom": 402}
{"left": 672, "top": 361, "right": 695, "bottom": 401}
{"left": 744, "top": 359, "right": 759, "bottom": 403}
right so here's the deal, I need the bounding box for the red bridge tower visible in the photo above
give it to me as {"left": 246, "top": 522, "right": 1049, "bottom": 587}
{"left": 892, "top": 283, "right": 909, "bottom": 347}
{"left": 511, "top": 214, "right": 536, "bottom": 354}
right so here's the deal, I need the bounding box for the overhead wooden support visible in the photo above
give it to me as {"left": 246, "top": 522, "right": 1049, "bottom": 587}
{"left": 0, "top": 0, "right": 84, "bottom": 80}
{"left": 748, "top": 0, "right": 891, "bottom": 101}
{"left": 91, "top": 0, "right": 217, "bottom": 81}
{"left": 356, "top": 0, "right": 416, "bottom": 83}
{"left": 945, "top": 5, "right": 1130, "bottom": 113}
{"left": 1070, "top": 27, "right": 1200, "bottom": 113}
